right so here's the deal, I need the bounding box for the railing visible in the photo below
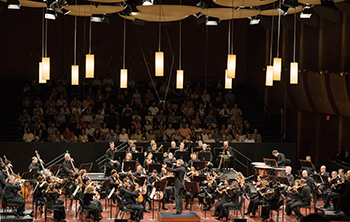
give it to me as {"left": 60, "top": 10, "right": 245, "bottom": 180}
{"left": 231, "top": 146, "right": 252, "bottom": 176}
{"left": 95, "top": 142, "right": 128, "bottom": 172}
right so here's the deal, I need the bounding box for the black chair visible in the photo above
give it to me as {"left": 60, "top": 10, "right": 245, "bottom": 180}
{"left": 44, "top": 196, "right": 58, "bottom": 221}
{"left": 116, "top": 195, "right": 135, "bottom": 220}
{"left": 227, "top": 193, "right": 245, "bottom": 218}
{"left": 2, "top": 193, "right": 19, "bottom": 214}
{"left": 299, "top": 204, "right": 312, "bottom": 215}
{"left": 78, "top": 197, "right": 98, "bottom": 221}
{"left": 270, "top": 198, "right": 285, "bottom": 222}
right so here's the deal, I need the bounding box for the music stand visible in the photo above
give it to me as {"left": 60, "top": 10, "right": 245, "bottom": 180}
{"left": 114, "top": 151, "right": 127, "bottom": 163}
{"left": 184, "top": 182, "right": 200, "bottom": 212}
{"left": 193, "top": 161, "right": 206, "bottom": 171}
{"left": 150, "top": 181, "right": 168, "bottom": 221}
{"left": 313, "top": 174, "right": 324, "bottom": 184}
{"left": 277, "top": 176, "right": 291, "bottom": 186}
{"left": 321, "top": 175, "right": 329, "bottom": 184}
{"left": 300, "top": 159, "right": 314, "bottom": 169}
{"left": 122, "top": 161, "right": 138, "bottom": 172}
{"left": 152, "top": 152, "right": 163, "bottom": 164}
{"left": 165, "top": 162, "right": 173, "bottom": 168}
{"left": 169, "top": 148, "right": 177, "bottom": 155}
{"left": 25, "top": 168, "right": 38, "bottom": 178}
{"left": 78, "top": 163, "right": 93, "bottom": 172}
{"left": 138, "top": 176, "right": 147, "bottom": 186}
{"left": 263, "top": 158, "right": 277, "bottom": 167}
{"left": 132, "top": 153, "right": 144, "bottom": 165}
{"left": 148, "top": 164, "right": 162, "bottom": 173}
{"left": 50, "top": 164, "right": 61, "bottom": 177}
{"left": 265, "top": 175, "right": 277, "bottom": 184}
{"left": 192, "top": 147, "right": 202, "bottom": 153}
{"left": 100, "top": 179, "right": 111, "bottom": 211}
{"left": 136, "top": 147, "right": 143, "bottom": 152}
{"left": 174, "top": 151, "right": 190, "bottom": 162}
{"left": 198, "top": 152, "right": 211, "bottom": 161}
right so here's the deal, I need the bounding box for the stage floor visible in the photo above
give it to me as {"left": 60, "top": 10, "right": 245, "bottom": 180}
{"left": 12, "top": 194, "right": 349, "bottom": 222}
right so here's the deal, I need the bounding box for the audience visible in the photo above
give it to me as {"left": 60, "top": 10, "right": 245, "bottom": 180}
{"left": 18, "top": 76, "right": 261, "bottom": 144}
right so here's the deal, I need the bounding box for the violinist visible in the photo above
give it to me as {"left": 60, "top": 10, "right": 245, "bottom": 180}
{"left": 83, "top": 185, "right": 103, "bottom": 221}
{"left": 4, "top": 175, "right": 25, "bottom": 217}
{"left": 146, "top": 169, "right": 168, "bottom": 210}
{"left": 45, "top": 183, "right": 66, "bottom": 222}
{"left": 283, "top": 166, "right": 295, "bottom": 185}
{"left": 261, "top": 185, "right": 283, "bottom": 221}
{"left": 28, "top": 156, "right": 42, "bottom": 172}
{"left": 235, "top": 172, "right": 249, "bottom": 194}
{"left": 32, "top": 175, "right": 48, "bottom": 205}
{"left": 322, "top": 171, "right": 342, "bottom": 209}
{"left": 220, "top": 141, "right": 234, "bottom": 173}
{"left": 163, "top": 152, "right": 176, "bottom": 165}
{"left": 106, "top": 141, "right": 121, "bottom": 171}
{"left": 314, "top": 165, "right": 329, "bottom": 196}
{"left": 285, "top": 179, "right": 311, "bottom": 220}
{"left": 118, "top": 178, "right": 145, "bottom": 222}
{"left": 143, "top": 152, "right": 155, "bottom": 169}
{"left": 245, "top": 178, "right": 269, "bottom": 218}
{"left": 80, "top": 169, "right": 90, "bottom": 182}
{"left": 198, "top": 173, "right": 217, "bottom": 211}
{"left": 212, "top": 179, "right": 233, "bottom": 218}
{"left": 187, "top": 167, "right": 200, "bottom": 180}
{"left": 60, "top": 153, "right": 74, "bottom": 178}
{"left": 329, "top": 174, "right": 348, "bottom": 213}
{"left": 217, "top": 180, "right": 241, "bottom": 221}
{"left": 160, "top": 167, "right": 173, "bottom": 206}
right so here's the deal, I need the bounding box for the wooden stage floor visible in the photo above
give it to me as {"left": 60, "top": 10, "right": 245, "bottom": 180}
{"left": 19, "top": 194, "right": 348, "bottom": 222}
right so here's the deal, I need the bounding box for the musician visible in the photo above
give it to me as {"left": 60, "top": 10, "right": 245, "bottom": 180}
{"left": 130, "top": 145, "right": 139, "bottom": 153}
{"left": 199, "top": 143, "right": 213, "bottom": 170}
{"left": 322, "top": 171, "right": 340, "bottom": 208}
{"left": 198, "top": 173, "right": 217, "bottom": 211}
{"left": 146, "top": 140, "right": 156, "bottom": 153}
{"left": 283, "top": 166, "right": 295, "bottom": 185}
{"left": 106, "top": 141, "right": 121, "bottom": 171}
{"left": 314, "top": 165, "right": 329, "bottom": 196}
{"left": 45, "top": 183, "right": 66, "bottom": 222}
{"left": 319, "top": 165, "right": 329, "bottom": 177}
{"left": 0, "top": 166, "right": 8, "bottom": 188}
{"left": 159, "top": 168, "right": 173, "bottom": 206}
{"left": 245, "top": 179, "right": 269, "bottom": 218}
{"left": 213, "top": 179, "right": 233, "bottom": 217}
{"left": 301, "top": 156, "right": 316, "bottom": 176}
{"left": 133, "top": 166, "right": 147, "bottom": 182}
{"left": 28, "top": 156, "right": 42, "bottom": 172}
{"left": 83, "top": 185, "right": 103, "bottom": 221}
{"left": 163, "top": 152, "right": 176, "bottom": 165}
{"left": 4, "top": 175, "right": 25, "bottom": 217}
{"left": 220, "top": 141, "right": 234, "bottom": 173}
{"left": 195, "top": 140, "right": 204, "bottom": 150}
{"left": 324, "top": 174, "right": 347, "bottom": 212}
{"left": 60, "top": 153, "right": 74, "bottom": 178}
{"left": 272, "top": 150, "right": 286, "bottom": 167}
{"left": 174, "top": 142, "right": 185, "bottom": 153}
{"left": 33, "top": 175, "right": 48, "bottom": 205}
{"left": 118, "top": 177, "right": 145, "bottom": 222}
{"left": 124, "top": 153, "right": 133, "bottom": 162}
{"left": 143, "top": 152, "right": 155, "bottom": 170}
{"left": 285, "top": 178, "right": 311, "bottom": 220}
{"left": 107, "top": 169, "right": 120, "bottom": 204}
{"left": 146, "top": 169, "right": 168, "bottom": 210}
{"left": 261, "top": 185, "right": 283, "bottom": 221}
{"left": 338, "top": 168, "right": 345, "bottom": 178}
{"left": 187, "top": 152, "right": 200, "bottom": 169}
{"left": 79, "top": 169, "right": 91, "bottom": 181}
{"left": 168, "top": 141, "right": 179, "bottom": 150}
{"left": 301, "top": 170, "right": 313, "bottom": 188}
{"left": 217, "top": 180, "right": 241, "bottom": 221}
{"left": 165, "top": 159, "right": 186, "bottom": 215}
{"left": 235, "top": 172, "right": 249, "bottom": 194}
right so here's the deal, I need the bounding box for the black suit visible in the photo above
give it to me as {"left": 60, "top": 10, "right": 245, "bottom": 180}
{"left": 166, "top": 166, "right": 186, "bottom": 213}
{"left": 220, "top": 145, "right": 234, "bottom": 172}
{"left": 28, "top": 162, "right": 41, "bottom": 172}
{"left": 277, "top": 153, "right": 286, "bottom": 167}
{"left": 105, "top": 148, "right": 121, "bottom": 170}
{"left": 60, "top": 160, "right": 73, "bottom": 177}
{"left": 0, "top": 170, "right": 7, "bottom": 188}
{"left": 118, "top": 185, "right": 144, "bottom": 220}
{"left": 286, "top": 185, "right": 311, "bottom": 218}
{"left": 4, "top": 182, "right": 25, "bottom": 214}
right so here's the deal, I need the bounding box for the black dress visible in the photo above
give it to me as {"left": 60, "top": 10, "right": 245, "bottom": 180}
{"left": 46, "top": 191, "right": 66, "bottom": 221}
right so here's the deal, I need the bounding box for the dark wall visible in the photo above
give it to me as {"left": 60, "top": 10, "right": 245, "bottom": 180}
{"left": 1, "top": 142, "right": 296, "bottom": 176}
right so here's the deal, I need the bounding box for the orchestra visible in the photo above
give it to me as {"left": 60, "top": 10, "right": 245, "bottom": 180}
{"left": 0, "top": 141, "right": 349, "bottom": 222}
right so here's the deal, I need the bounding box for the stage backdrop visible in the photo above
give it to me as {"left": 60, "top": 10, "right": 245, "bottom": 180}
{"left": 0, "top": 142, "right": 296, "bottom": 176}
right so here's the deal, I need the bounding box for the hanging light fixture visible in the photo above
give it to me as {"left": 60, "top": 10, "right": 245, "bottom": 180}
{"left": 227, "top": 3, "right": 236, "bottom": 79}
{"left": 266, "top": 3, "right": 275, "bottom": 86}
{"left": 155, "top": 3, "right": 164, "bottom": 77}
{"left": 290, "top": 11, "right": 298, "bottom": 84}
{"left": 225, "top": 70, "right": 232, "bottom": 89}
{"left": 39, "top": 62, "right": 46, "bottom": 84}
{"left": 41, "top": 16, "right": 50, "bottom": 80}
{"left": 273, "top": 0, "right": 282, "bottom": 81}
{"left": 176, "top": 18, "right": 184, "bottom": 89}
{"left": 120, "top": 19, "right": 128, "bottom": 88}
{"left": 86, "top": 3, "right": 94, "bottom": 78}
{"left": 71, "top": 12, "right": 79, "bottom": 85}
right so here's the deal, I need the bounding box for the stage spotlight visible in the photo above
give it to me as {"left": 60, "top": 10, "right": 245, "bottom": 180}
{"left": 133, "top": 18, "right": 147, "bottom": 26}
{"left": 206, "top": 16, "right": 220, "bottom": 26}
{"left": 276, "top": 5, "right": 290, "bottom": 15}
{"left": 300, "top": 5, "right": 312, "bottom": 18}
{"left": 60, "top": 6, "right": 70, "bottom": 15}
{"left": 321, "top": 0, "right": 334, "bottom": 6}
{"left": 248, "top": 16, "right": 260, "bottom": 25}
{"left": 118, "top": 5, "right": 131, "bottom": 16}
{"left": 277, "top": 0, "right": 298, "bottom": 15}
{"left": 193, "top": 13, "right": 206, "bottom": 25}
{"left": 91, "top": 14, "right": 110, "bottom": 23}
{"left": 45, "top": 8, "right": 57, "bottom": 20}
{"left": 142, "top": 0, "right": 153, "bottom": 5}
{"left": 7, "top": 0, "right": 20, "bottom": 9}
{"left": 46, "top": 0, "right": 58, "bottom": 8}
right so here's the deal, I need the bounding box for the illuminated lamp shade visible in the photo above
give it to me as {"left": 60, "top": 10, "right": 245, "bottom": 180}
{"left": 38, "top": 62, "right": 46, "bottom": 84}
{"left": 265, "top": 65, "right": 273, "bottom": 86}
{"left": 155, "top": 51, "right": 164, "bottom": 77}
{"left": 225, "top": 70, "right": 232, "bottom": 89}
{"left": 227, "top": 54, "right": 236, "bottom": 78}
{"left": 85, "top": 54, "right": 95, "bottom": 78}
{"left": 290, "top": 62, "right": 298, "bottom": 84}
{"left": 71, "top": 65, "right": 79, "bottom": 85}
{"left": 42, "top": 57, "right": 50, "bottom": 80}
{"left": 273, "top": 57, "right": 282, "bottom": 81}
{"left": 120, "top": 69, "right": 128, "bottom": 88}
{"left": 176, "top": 70, "right": 184, "bottom": 89}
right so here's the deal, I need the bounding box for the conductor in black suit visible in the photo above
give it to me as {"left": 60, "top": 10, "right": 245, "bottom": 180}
{"left": 4, "top": 175, "right": 25, "bottom": 217}
{"left": 272, "top": 150, "right": 286, "bottom": 167}
{"left": 164, "top": 159, "right": 186, "bottom": 215}
{"left": 106, "top": 141, "right": 121, "bottom": 171}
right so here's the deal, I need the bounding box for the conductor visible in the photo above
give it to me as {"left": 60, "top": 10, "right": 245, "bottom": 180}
{"left": 164, "top": 159, "right": 186, "bottom": 215}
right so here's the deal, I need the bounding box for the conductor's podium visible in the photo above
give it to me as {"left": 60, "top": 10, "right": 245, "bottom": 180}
{"left": 158, "top": 212, "right": 200, "bottom": 222}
